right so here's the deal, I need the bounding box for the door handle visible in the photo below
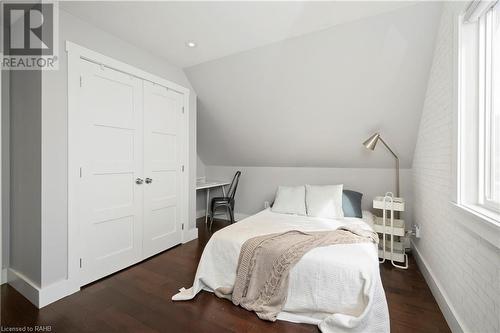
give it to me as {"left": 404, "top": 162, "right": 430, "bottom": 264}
{"left": 145, "top": 178, "right": 153, "bottom": 184}
{"left": 136, "top": 178, "right": 144, "bottom": 185}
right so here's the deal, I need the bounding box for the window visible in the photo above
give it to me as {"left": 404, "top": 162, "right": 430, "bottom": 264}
{"left": 458, "top": 1, "right": 500, "bottom": 220}
{"left": 483, "top": 4, "right": 500, "bottom": 210}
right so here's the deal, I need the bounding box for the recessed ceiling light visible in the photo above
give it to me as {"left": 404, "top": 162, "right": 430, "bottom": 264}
{"left": 186, "top": 41, "right": 197, "bottom": 48}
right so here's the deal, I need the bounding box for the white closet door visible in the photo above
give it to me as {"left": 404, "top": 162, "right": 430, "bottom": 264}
{"left": 143, "top": 81, "right": 183, "bottom": 257}
{"left": 79, "top": 60, "right": 144, "bottom": 285}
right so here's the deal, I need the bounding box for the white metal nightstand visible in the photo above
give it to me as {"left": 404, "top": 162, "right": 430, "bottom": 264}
{"left": 373, "top": 192, "right": 408, "bottom": 269}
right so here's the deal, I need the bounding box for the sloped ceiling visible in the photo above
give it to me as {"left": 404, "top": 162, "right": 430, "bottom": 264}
{"left": 187, "top": 2, "right": 442, "bottom": 168}
{"left": 60, "top": 1, "right": 418, "bottom": 68}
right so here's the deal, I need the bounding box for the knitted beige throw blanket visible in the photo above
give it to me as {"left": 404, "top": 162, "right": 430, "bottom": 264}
{"left": 215, "top": 226, "right": 378, "bottom": 321}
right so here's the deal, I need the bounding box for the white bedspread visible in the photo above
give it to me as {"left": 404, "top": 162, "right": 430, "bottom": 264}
{"left": 173, "top": 209, "right": 390, "bottom": 333}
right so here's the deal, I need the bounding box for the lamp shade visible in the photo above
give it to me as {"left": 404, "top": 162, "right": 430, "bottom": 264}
{"left": 363, "top": 133, "right": 380, "bottom": 150}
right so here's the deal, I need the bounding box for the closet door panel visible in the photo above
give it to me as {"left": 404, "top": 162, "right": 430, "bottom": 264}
{"left": 79, "top": 60, "right": 144, "bottom": 286}
{"left": 143, "top": 82, "right": 183, "bottom": 257}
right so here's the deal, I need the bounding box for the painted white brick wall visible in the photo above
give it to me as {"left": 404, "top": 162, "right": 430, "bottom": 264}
{"left": 412, "top": 3, "right": 500, "bottom": 333}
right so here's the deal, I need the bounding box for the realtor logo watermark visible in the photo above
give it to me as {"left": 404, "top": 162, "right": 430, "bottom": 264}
{"left": 2, "top": 2, "right": 59, "bottom": 70}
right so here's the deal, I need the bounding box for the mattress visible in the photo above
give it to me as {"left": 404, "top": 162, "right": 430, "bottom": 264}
{"left": 173, "top": 209, "right": 390, "bottom": 333}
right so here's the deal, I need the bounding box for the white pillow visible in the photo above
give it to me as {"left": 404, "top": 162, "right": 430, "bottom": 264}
{"left": 272, "top": 186, "right": 307, "bottom": 215}
{"left": 305, "top": 184, "right": 344, "bottom": 219}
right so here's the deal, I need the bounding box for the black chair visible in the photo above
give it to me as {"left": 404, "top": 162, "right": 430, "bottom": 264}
{"left": 209, "top": 171, "right": 241, "bottom": 230}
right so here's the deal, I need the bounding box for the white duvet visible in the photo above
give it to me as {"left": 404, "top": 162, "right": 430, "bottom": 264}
{"left": 173, "top": 209, "right": 390, "bottom": 333}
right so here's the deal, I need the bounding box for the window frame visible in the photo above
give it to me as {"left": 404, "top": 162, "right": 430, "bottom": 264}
{"left": 480, "top": 6, "right": 500, "bottom": 211}
{"left": 456, "top": 2, "right": 500, "bottom": 222}
{"left": 478, "top": 5, "right": 500, "bottom": 212}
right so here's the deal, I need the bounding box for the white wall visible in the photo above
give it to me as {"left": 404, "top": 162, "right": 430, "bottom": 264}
{"left": 9, "top": 70, "right": 42, "bottom": 286}
{"left": 206, "top": 165, "right": 413, "bottom": 225}
{"left": 196, "top": 155, "right": 207, "bottom": 214}
{"left": 39, "top": 9, "right": 198, "bottom": 288}
{"left": 189, "top": 3, "right": 442, "bottom": 169}
{"left": 1, "top": 70, "right": 10, "bottom": 278}
{"left": 197, "top": 155, "right": 206, "bottom": 178}
{"left": 412, "top": 3, "right": 500, "bottom": 333}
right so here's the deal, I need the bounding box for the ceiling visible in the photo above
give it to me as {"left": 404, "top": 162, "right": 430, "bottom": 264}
{"left": 61, "top": 1, "right": 442, "bottom": 169}
{"left": 187, "top": 2, "right": 442, "bottom": 168}
{"left": 60, "top": 1, "right": 418, "bottom": 68}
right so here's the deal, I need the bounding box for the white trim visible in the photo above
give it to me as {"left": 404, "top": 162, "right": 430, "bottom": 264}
{"left": 7, "top": 268, "right": 40, "bottom": 307}
{"left": 458, "top": 7, "right": 500, "bottom": 224}
{"left": 463, "top": 0, "right": 498, "bottom": 23}
{"left": 7, "top": 269, "right": 79, "bottom": 308}
{"left": 182, "top": 228, "right": 198, "bottom": 244}
{"left": 65, "top": 42, "right": 189, "bottom": 95}
{"left": 182, "top": 90, "right": 191, "bottom": 247}
{"left": 454, "top": 11, "right": 500, "bottom": 246}
{"left": 451, "top": 202, "right": 500, "bottom": 248}
{"left": 66, "top": 41, "right": 190, "bottom": 291}
{"left": 1, "top": 268, "right": 7, "bottom": 285}
{"left": 411, "top": 242, "right": 467, "bottom": 333}
{"left": 38, "top": 279, "right": 79, "bottom": 308}
{"left": 457, "top": 12, "right": 481, "bottom": 207}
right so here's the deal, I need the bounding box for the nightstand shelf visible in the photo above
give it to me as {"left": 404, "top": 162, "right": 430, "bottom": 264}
{"left": 378, "top": 239, "right": 405, "bottom": 262}
{"left": 373, "top": 192, "right": 408, "bottom": 269}
{"left": 374, "top": 217, "right": 405, "bottom": 236}
{"left": 373, "top": 196, "right": 405, "bottom": 211}
{"left": 378, "top": 239, "right": 404, "bottom": 251}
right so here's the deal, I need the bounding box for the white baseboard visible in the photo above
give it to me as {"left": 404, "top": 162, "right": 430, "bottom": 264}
{"left": 411, "top": 241, "right": 467, "bottom": 333}
{"left": 1, "top": 268, "right": 8, "bottom": 285}
{"left": 183, "top": 228, "right": 198, "bottom": 243}
{"left": 38, "top": 279, "right": 79, "bottom": 308}
{"left": 7, "top": 268, "right": 40, "bottom": 307}
{"left": 7, "top": 268, "right": 79, "bottom": 308}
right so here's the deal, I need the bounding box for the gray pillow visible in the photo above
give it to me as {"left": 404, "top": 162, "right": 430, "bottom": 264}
{"left": 342, "top": 190, "right": 363, "bottom": 218}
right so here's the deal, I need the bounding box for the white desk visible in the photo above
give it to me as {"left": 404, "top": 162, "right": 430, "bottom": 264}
{"left": 196, "top": 180, "right": 230, "bottom": 224}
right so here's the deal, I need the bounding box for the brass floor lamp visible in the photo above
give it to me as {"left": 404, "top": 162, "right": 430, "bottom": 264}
{"left": 363, "top": 132, "right": 400, "bottom": 198}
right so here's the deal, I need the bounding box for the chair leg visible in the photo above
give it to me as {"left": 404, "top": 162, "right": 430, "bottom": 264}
{"left": 228, "top": 205, "right": 235, "bottom": 224}
{"left": 209, "top": 207, "right": 215, "bottom": 231}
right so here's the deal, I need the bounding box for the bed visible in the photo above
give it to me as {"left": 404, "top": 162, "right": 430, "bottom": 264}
{"left": 173, "top": 208, "right": 390, "bottom": 333}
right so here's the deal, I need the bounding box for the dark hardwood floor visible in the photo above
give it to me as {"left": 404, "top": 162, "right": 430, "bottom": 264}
{"left": 1, "top": 218, "right": 450, "bottom": 333}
